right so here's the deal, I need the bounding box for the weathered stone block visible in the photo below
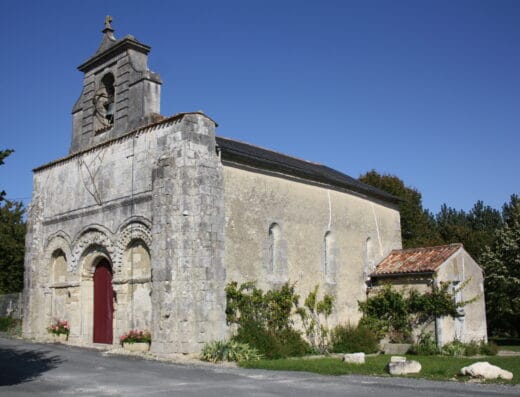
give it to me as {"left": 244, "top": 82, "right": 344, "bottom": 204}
{"left": 460, "top": 362, "right": 513, "bottom": 380}
{"left": 387, "top": 360, "right": 421, "bottom": 375}
{"left": 343, "top": 353, "right": 365, "bottom": 364}
{"left": 383, "top": 343, "right": 411, "bottom": 355}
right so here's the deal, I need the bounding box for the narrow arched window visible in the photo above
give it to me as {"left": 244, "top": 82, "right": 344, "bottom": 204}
{"left": 366, "top": 237, "right": 375, "bottom": 273}
{"left": 124, "top": 239, "right": 151, "bottom": 280}
{"left": 124, "top": 239, "right": 152, "bottom": 330}
{"left": 324, "top": 231, "right": 335, "bottom": 282}
{"left": 268, "top": 223, "right": 281, "bottom": 274}
{"left": 52, "top": 250, "right": 68, "bottom": 284}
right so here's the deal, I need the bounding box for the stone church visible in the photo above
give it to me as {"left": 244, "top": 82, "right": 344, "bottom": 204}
{"left": 22, "top": 19, "right": 486, "bottom": 353}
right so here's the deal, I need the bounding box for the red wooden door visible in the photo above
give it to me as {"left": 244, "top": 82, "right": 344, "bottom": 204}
{"left": 93, "top": 259, "right": 114, "bottom": 344}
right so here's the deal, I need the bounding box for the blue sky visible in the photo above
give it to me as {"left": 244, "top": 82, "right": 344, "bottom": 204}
{"left": 1, "top": 0, "right": 518, "bottom": 213}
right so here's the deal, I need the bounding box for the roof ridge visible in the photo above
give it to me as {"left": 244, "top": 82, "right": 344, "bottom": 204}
{"left": 390, "top": 243, "right": 462, "bottom": 254}
{"left": 216, "top": 136, "right": 324, "bottom": 167}
{"left": 34, "top": 112, "right": 214, "bottom": 172}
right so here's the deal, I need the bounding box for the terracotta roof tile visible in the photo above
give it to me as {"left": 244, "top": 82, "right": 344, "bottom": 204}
{"left": 371, "top": 244, "right": 462, "bottom": 277}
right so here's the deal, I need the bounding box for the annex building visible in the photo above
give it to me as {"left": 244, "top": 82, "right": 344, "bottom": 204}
{"left": 22, "top": 19, "right": 487, "bottom": 353}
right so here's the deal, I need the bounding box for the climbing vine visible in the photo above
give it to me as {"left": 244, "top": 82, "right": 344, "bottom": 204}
{"left": 359, "top": 280, "right": 477, "bottom": 343}
{"left": 295, "top": 285, "right": 334, "bottom": 354}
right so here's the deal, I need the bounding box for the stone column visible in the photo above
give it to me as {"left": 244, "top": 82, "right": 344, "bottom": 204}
{"left": 150, "top": 113, "right": 226, "bottom": 354}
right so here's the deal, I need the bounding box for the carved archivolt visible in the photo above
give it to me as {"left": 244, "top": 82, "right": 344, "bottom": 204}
{"left": 45, "top": 232, "right": 72, "bottom": 258}
{"left": 44, "top": 232, "right": 73, "bottom": 278}
{"left": 71, "top": 228, "right": 115, "bottom": 272}
{"left": 113, "top": 222, "right": 152, "bottom": 274}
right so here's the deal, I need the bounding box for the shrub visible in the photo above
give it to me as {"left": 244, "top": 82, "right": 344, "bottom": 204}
{"left": 359, "top": 281, "right": 477, "bottom": 344}
{"left": 330, "top": 324, "right": 380, "bottom": 354}
{"left": 409, "top": 332, "right": 439, "bottom": 355}
{"left": 233, "top": 322, "right": 281, "bottom": 358}
{"left": 440, "top": 339, "right": 498, "bottom": 357}
{"left": 233, "top": 322, "right": 309, "bottom": 359}
{"left": 277, "top": 328, "right": 311, "bottom": 357}
{"left": 463, "top": 340, "right": 481, "bottom": 356}
{"left": 295, "top": 285, "right": 334, "bottom": 354}
{"left": 479, "top": 341, "right": 499, "bottom": 356}
{"left": 359, "top": 285, "right": 411, "bottom": 343}
{"left": 0, "top": 316, "right": 17, "bottom": 332}
{"left": 119, "top": 330, "right": 151, "bottom": 345}
{"left": 226, "top": 281, "right": 310, "bottom": 358}
{"left": 441, "top": 340, "right": 467, "bottom": 356}
{"left": 225, "top": 281, "right": 298, "bottom": 334}
{"left": 200, "top": 339, "right": 262, "bottom": 363}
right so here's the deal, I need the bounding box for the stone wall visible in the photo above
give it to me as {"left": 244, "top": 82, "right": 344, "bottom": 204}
{"left": 222, "top": 163, "right": 402, "bottom": 328}
{"left": 23, "top": 113, "right": 226, "bottom": 353}
{"left": 0, "top": 293, "right": 23, "bottom": 319}
{"left": 436, "top": 250, "right": 487, "bottom": 345}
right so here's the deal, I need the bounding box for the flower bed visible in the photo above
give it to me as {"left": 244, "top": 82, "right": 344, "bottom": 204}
{"left": 47, "top": 320, "right": 69, "bottom": 342}
{"left": 120, "top": 330, "right": 151, "bottom": 352}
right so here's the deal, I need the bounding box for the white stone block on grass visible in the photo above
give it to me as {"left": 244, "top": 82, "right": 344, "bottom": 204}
{"left": 388, "top": 360, "right": 421, "bottom": 375}
{"left": 460, "top": 362, "right": 513, "bottom": 380}
{"left": 343, "top": 353, "right": 365, "bottom": 364}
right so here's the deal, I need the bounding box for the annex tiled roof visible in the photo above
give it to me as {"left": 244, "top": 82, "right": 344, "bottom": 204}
{"left": 371, "top": 244, "right": 463, "bottom": 277}
{"left": 216, "top": 136, "right": 399, "bottom": 204}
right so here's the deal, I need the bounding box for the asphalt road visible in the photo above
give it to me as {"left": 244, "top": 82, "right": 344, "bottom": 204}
{"left": 0, "top": 336, "right": 517, "bottom": 397}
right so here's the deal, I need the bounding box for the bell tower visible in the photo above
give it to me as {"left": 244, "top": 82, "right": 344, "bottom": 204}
{"left": 70, "top": 17, "right": 162, "bottom": 153}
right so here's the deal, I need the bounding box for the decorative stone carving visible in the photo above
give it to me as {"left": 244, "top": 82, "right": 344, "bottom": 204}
{"left": 71, "top": 228, "right": 115, "bottom": 272}
{"left": 113, "top": 222, "right": 152, "bottom": 275}
{"left": 45, "top": 232, "right": 73, "bottom": 271}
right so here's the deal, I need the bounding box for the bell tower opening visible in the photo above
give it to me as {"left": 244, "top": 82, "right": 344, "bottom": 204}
{"left": 93, "top": 73, "right": 115, "bottom": 132}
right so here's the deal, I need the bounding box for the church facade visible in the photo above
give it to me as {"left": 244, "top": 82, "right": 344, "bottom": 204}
{"left": 22, "top": 20, "right": 484, "bottom": 353}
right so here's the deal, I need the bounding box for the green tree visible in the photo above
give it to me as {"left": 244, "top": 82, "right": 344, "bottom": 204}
{"left": 467, "top": 200, "right": 503, "bottom": 257}
{"left": 480, "top": 195, "right": 520, "bottom": 337}
{"left": 436, "top": 201, "right": 502, "bottom": 261}
{"left": 0, "top": 149, "right": 14, "bottom": 202}
{"left": 0, "top": 149, "right": 26, "bottom": 293}
{"left": 359, "top": 170, "right": 442, "bottom": 248}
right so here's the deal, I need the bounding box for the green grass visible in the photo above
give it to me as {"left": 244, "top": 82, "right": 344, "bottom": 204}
{"left": 239, "top": 355, "right": 520, "bottom": 384}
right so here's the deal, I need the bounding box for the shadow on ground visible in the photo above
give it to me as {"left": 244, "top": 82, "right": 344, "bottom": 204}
{"left": 0, "top": 346, "right": 62, "bottom": 386}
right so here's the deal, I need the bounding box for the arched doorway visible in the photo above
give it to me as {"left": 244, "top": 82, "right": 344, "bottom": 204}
{"left": 93, "top": 258, "right": 114, "bottom": 344}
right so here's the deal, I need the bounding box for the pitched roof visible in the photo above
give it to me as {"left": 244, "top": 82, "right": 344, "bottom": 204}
{"left": 371, "top": 244, "right": 462, "bottom": 277}
{"left": 33, "top": 110, "right": 399, "bottom": 205}
{"left": 216, "top": 136, "right": 399, "bottom": 204}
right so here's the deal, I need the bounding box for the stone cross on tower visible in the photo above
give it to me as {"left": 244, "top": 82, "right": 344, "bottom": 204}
{"left": 104, "top": 15, "right": 113, "bottom": 30}
{"left": 101, "top": 16, "right": 116, "bottom": 42}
